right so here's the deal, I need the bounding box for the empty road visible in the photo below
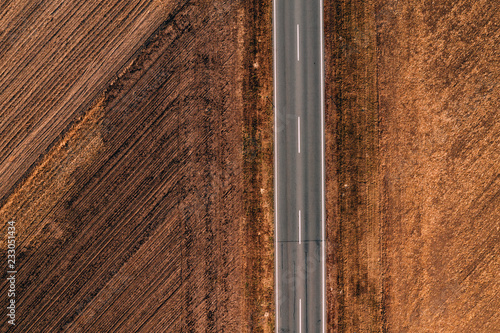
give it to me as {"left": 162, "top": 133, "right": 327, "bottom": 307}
{"left": 274, "top": 0, "right": 325, "bottom": 332}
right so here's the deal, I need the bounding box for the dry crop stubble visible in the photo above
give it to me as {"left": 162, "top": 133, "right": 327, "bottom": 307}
{"left": 0, "top": 0, "right": 275, "bottom": 332}
{"left": 0, "top": 0, "right": 172, "bottom": 204}
{"left": 325, "top": 0, "right": 500, "bottom": 331}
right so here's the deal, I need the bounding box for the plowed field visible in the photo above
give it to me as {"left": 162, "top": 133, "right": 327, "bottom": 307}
{"left": 0, "top": 0, "right": 273, "bottom": 332}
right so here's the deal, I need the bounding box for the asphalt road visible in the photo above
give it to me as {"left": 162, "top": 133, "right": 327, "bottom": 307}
{"left": 274, "top": 0, "right": 325, "bottom": 332}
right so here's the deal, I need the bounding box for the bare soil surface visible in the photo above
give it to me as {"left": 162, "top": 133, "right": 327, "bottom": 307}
{"left": 325, "top": 0, "right": 382, "bottom": 331}
{"left": 326, "top": 0, "right": 499, "bottom": 332}
{"left": 0, "top": 0, "right": 170, "bottom": 206}
{"left": 241, "top": 0, "right": 274, "bottom": 331}
{"left": 0, "top": 0, "right": 273, "bottom": 332}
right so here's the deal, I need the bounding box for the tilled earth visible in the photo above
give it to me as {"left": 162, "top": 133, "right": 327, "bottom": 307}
{"left": 0, "top": 0, "right": 272, "bottom": 331}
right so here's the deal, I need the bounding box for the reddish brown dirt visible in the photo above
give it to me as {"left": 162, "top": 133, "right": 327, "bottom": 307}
{"left": 378, "top": 1, "right": 500, "bottom": 331}
{"left": 325, "top": 0, "right": 382, "bottom": 331}
{"left": 0, "top": 0, "right": 170, "bottom": 206}
{"left": 241, "top": 0, "right": 275, "bottom": 331}
{"left": 0, "top": 0, "right": 274, "bottom": 332}
{"left": 325, "top": 0, "right": 500, "bottom": 332}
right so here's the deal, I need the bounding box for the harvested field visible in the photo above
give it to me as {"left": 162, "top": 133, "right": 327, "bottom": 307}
{"left": 0, "top": 0, "right": 273, "bottom": 332}
{"left": 326, "top": 0, "right": 500, "bottom": 332}
{"left": 0, "top": 0, "right": 170, "bottom": 205}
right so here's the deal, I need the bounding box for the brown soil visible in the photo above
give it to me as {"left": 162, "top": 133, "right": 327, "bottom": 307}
{"left": 0, "top": 0, "right": 170, "bottom": 205}
{"left": 241, "top": 0, "right": 275, "bottom": 331}
{"left": 325, "top": 0, "right": 382, "bottom": 331}
{"left": 326, "top": 0, "right": 500, "bottom": 332}
{"left": 0, "top": 0, "right": 273, "bottom": 332}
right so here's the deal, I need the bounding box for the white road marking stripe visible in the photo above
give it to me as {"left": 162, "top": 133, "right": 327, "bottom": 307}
{"left": 299, "top": 210, "right": 302, "bottom": 244}
{"left": 297, "top": 24, "right": 300, "bottom": 61}
{"left": 298, "top": 116, "right": 301, "bottom": 153}
{"left": 299, "top": 298, "right": 302, "bottom": 333}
